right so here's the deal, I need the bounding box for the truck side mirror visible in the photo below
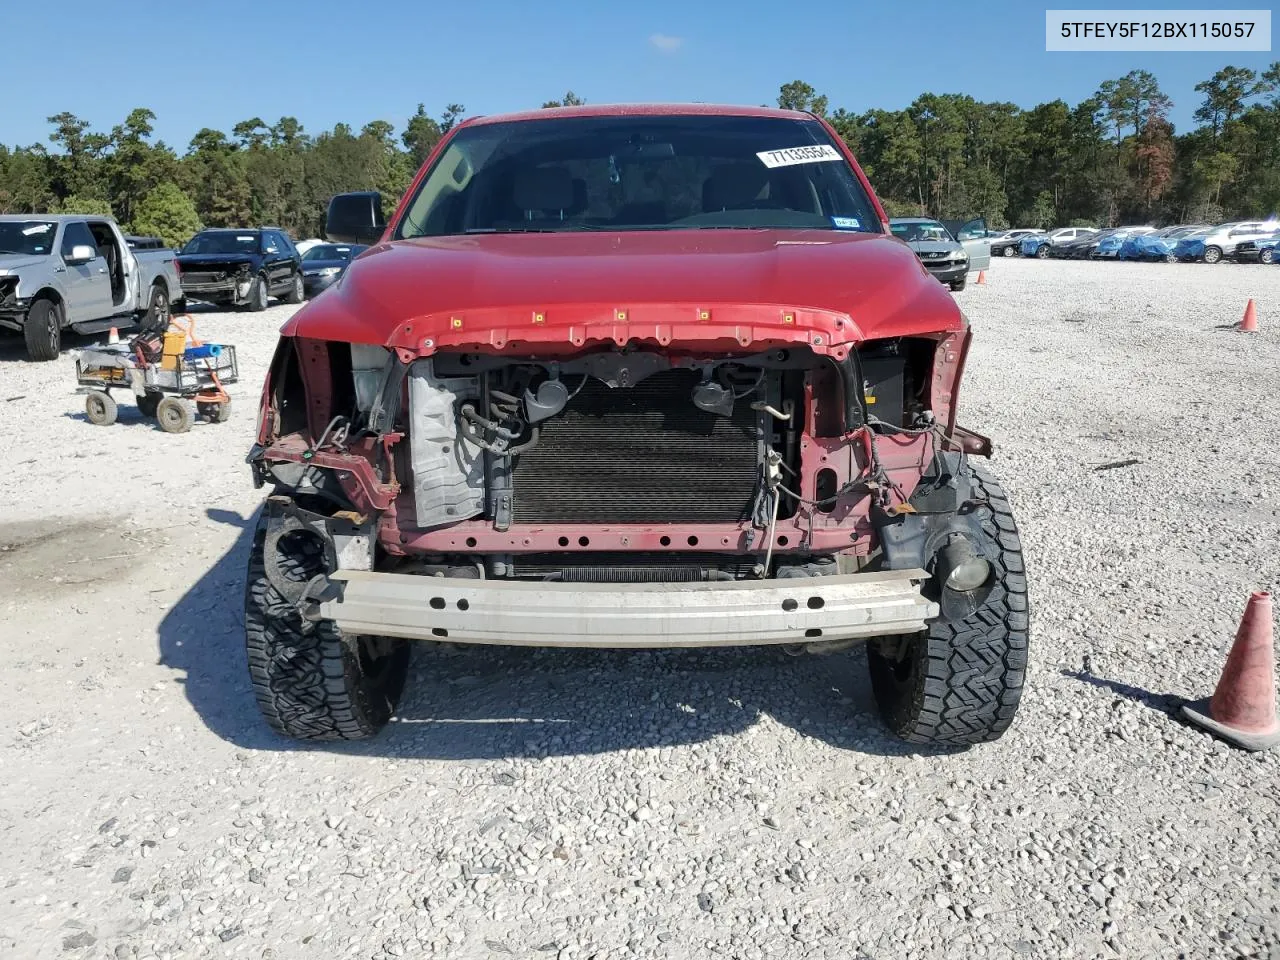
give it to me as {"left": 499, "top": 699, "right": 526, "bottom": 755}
{"left": 325, "top": 192, "right": 386, "bottom": 245}
{"left": 66, "top": 244, "right": 97, "bottom": 265}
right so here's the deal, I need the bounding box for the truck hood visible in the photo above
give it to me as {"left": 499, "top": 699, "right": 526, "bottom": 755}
{"left": 284, "top": 229, "right": 962, "bottom": 351}
{"left": 0, "top": 254, "right": 49, "bottom": 274}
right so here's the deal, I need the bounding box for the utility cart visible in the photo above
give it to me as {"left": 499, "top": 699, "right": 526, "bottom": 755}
{"left": 75, "top": 320, "right": 238, "bottom": 434}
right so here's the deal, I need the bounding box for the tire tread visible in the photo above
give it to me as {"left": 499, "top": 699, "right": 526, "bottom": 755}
{"left": 869, "top": 465, "right": 1030, "bottom": 746}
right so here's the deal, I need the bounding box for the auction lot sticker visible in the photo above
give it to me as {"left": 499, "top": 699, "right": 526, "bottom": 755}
{"left": 757, "top": 145, "right": 843, "bottom": 168}
{"left": 1047, "top": 10, "right": 1271, "bottom": 50}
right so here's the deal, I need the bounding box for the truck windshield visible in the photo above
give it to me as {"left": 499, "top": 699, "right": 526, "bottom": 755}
{"left": 181, "top": 232, "right": 262, "bottom": 255}
{"left": 396, "top": 114, "right": 882, "bottom": 237}
{"left": 0, "top": 220, "right": 58, "bottom": 256}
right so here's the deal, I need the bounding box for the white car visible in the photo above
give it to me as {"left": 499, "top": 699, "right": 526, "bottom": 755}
{"left": 294, "top": 238, "right": 328, "bottom": 255}
{"left": 1044, "top": 226, "right": 1096, "bottom": 246}
{"left": 1194, "top": 221, "right": 1280, "bottom": 264}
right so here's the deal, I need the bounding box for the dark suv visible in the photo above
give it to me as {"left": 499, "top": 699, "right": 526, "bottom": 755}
{"left": 176, "top": 228, "right": 304, "bottom": 311}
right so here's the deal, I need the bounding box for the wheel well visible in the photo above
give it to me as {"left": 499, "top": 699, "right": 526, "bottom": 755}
{"left": 31, "top": 288, "right": 65, "bottom": 321}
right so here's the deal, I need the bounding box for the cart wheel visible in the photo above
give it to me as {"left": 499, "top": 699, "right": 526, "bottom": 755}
{"left": 156, "top": 397, "right": 193, "bottom": 434}
{"left": 197, "top": 399, "right": 231, "bottom": 423}
{"left": 85, "top": 391, "right": 118, "bottom": 426}
{"left": 137, "top": 392, "right": 161, "bottom": 418}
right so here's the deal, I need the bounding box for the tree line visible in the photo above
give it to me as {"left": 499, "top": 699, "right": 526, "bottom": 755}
{"left": 1, "top": 67, "right": 1276, "bottom": 247}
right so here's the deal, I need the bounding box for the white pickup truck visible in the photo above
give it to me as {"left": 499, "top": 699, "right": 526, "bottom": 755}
{"left": 0, "top": 214, "right": 183, "bottom": 361}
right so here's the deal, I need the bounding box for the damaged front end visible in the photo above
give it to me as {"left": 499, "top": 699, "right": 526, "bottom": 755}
{"left": 178, "top": 262, "right": 255, "bottom": 305}
{"left": 248, "top": 306, "right": 992, "bottom": 647}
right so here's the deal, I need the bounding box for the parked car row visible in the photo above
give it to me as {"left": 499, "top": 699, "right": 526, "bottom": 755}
{"left": 998, "top": 219, "right": 1279, "bottom": 264}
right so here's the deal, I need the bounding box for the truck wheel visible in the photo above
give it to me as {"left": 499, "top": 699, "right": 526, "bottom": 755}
{"left": 84, "top": 391, "right": 118, "bottom": 426}
{"left": 247, "top": 274, "right": 269, "bottom": 312}
{"left": 284, "top": 272, "right": 304, "bottom": 304}
{"left": 1203, "top": 245, "right": 1222, "bottom": 264}
{"left": 142, "top": 284, "right": 170, "bottom": 332}
{"left": 23, "top": 298, "right": 61, "bottom": 361}
{"left": 867, "top": 465, "right": 1029, "bottom": 746}
{"left": 155, "top": 397, "right": 193, "bottom": 433}
{"left": 244, "top": 519, "right": 410, "bottom": 741}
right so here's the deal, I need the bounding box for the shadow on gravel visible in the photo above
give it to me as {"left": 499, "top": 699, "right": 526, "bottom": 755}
{"left": 159, "top": 507, "right": 929, "bottom": 760}
{"left": 0, "top": 327, "right": 107, "bottom": 363}
{"left": 1061, "top": 668, "right": 1182, "bottom": 716}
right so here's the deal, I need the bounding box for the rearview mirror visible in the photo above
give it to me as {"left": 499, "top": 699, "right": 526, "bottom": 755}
{"left": 65, "top": 244, "right": 96, "bottom": 264}
{"left": 326, "top": 192, "right": 386, "bottom": 245}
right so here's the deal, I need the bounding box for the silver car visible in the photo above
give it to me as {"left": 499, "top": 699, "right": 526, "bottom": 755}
{"left": 890, "top": 217, "right": 991, "bottom": 291}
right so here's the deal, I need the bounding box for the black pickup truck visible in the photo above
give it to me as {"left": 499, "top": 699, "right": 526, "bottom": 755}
{"left": 176, "top": 227, "right": 304, "bottom": 311}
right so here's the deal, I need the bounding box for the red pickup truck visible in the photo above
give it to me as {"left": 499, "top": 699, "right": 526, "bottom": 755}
{"left": 245, "top": 104, "right": 1029, "bottom": 747}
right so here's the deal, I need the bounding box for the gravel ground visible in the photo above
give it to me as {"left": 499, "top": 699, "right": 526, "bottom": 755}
{"left": 2, "top": 260, "right": 1279, "bottom": 960}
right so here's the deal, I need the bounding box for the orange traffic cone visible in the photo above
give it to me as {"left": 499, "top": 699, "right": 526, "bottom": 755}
{"left": 108, "top": 326, "right": 120, "bottom": 344}
{"left": 976, "top": 270, "right": 986, "bottom": 285}
{"left": 1238, "top": 299, "right": 1258, "bottom": 332}
{"left": 1182, "top": 591, "right": 1279, "bottom": 751}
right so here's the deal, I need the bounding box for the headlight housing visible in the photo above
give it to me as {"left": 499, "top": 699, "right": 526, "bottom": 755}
{"left": 939, "top": 535, "right": 991, "bottom": 592}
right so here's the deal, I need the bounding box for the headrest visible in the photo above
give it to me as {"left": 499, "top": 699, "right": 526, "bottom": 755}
{"left": 703, "top": 163, "right": 769, "bottom": 211}
{"left": 512, "top": 167, "right": 575, "bottom": 213}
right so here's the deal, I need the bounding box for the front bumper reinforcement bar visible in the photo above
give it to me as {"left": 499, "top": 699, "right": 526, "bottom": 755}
{"left": 320, "top": 568, "right": 937, "bottom": 648}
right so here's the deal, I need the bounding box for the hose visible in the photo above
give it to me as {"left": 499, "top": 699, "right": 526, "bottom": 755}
{"left": 761, "top": 486, "right": 781, "bottom": 577}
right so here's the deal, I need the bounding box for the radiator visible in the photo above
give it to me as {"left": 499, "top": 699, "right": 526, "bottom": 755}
{"left": 510, "top": 370, "right": 762, "bottom": 523}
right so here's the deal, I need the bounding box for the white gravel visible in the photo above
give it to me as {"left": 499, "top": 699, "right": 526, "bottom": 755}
{"left": 2, "top": 261, "right": 1279, "bottom": 960}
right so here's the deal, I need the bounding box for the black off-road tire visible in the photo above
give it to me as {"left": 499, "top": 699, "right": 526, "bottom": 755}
{"left": 284, "top": 271, "right": 304, "bottom": 304}
{"left": 137, "top": 392, "right": 161, "bottom": 418}
{"left": 24, "top": 298, "right": 61, "bottom": 361}
{"left": 244, "top": 521, "right": 410, "bottom": 741}
{"left": 197, "top": 399, "right": 231, "bottom": 423}
{"left": 247, "top": 274, "right": 269, "bottom": 312}
{"left": 867, "top": 465, "right": 1029, "bottom": 746}
{"left": 155, "top": 397, "right": 193, "bottom": 433}
{"left": 84, "top": 391, "right": 118, "bottom": 426}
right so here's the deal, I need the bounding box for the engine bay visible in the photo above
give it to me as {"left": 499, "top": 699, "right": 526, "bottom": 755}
{"left": 256, "top": 335, "right": 947, "bottom": 582}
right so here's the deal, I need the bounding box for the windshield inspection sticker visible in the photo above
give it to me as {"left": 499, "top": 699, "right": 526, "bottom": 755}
{"left": 757, "top": 144, "right": 843, "bottom": 168}
{"left": 830, "top": 216, "right": 861, "bottom": 230}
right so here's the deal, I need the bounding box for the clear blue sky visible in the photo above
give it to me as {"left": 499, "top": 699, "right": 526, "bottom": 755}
{"left": 6, "top": 0, "right": 1275, "bottom": 150}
